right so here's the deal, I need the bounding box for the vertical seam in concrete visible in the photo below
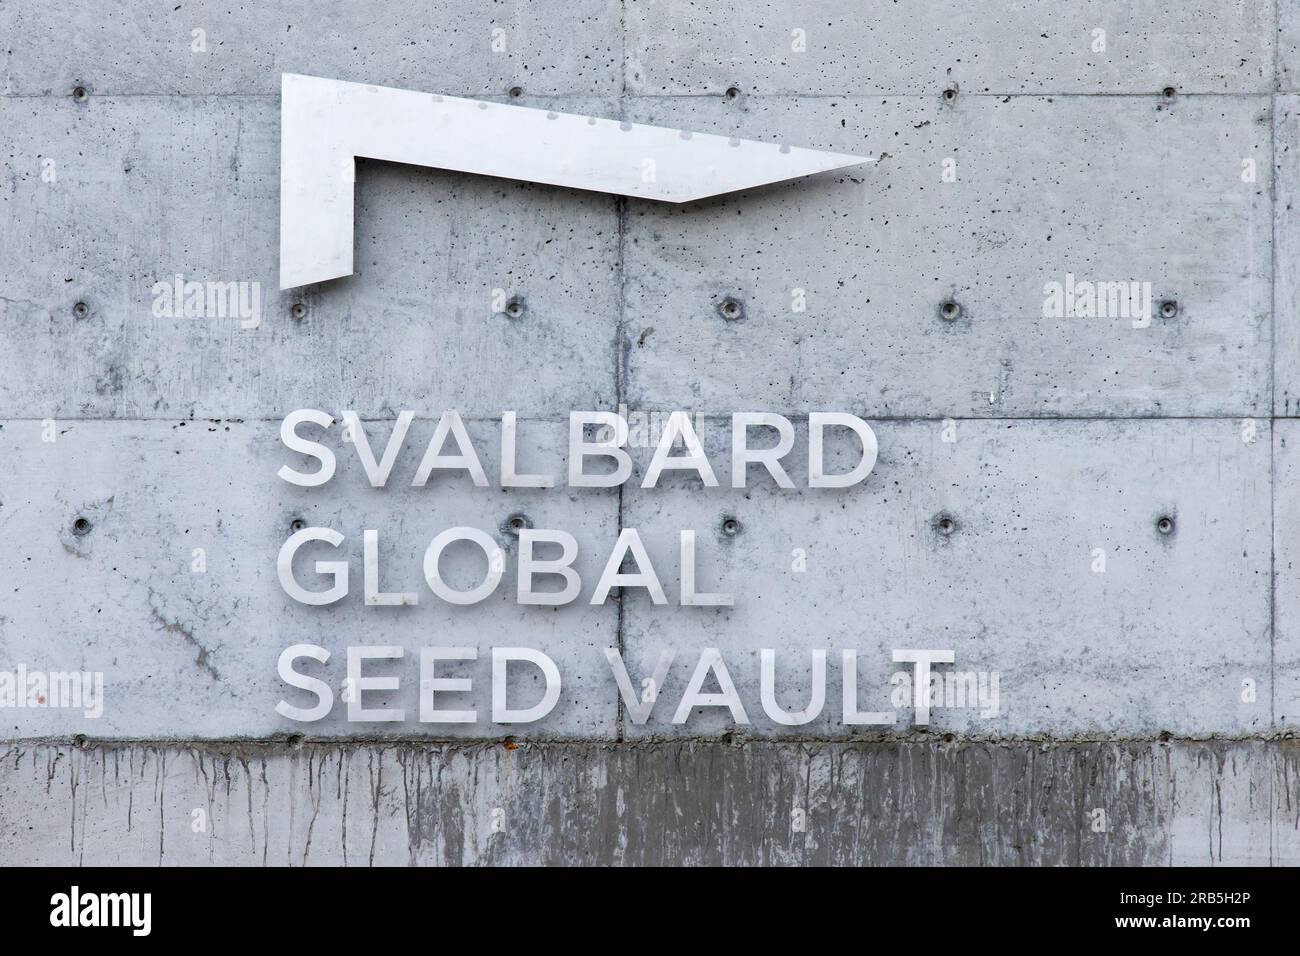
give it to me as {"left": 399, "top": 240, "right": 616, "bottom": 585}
{"left": 1271, "top": 0, "right": 1280, "bottom": 734}
{"left": 1270, "top": 0, "right": 1281, "bottom": 863}
{"left": 614, "top": 0, "right": 629, "bottom": 741}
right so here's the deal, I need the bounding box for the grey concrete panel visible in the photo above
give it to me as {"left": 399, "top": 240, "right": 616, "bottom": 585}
{"left": 1275, "top": 95, "right": 1300, "bottom": 414}
{"left": 626, "top": 0, "right": 1275, "bottom": 96}
{"left": 620, "top": 419, "right": 1271, "bottom": 736}
{"left": 621, "top": 95, "right": 1270, "bottom": 418}
{"left": 1273, "top": 421, "right": 1300, "bottom": 729}
{"left": 0, "top": 418, "right": 619, "bottom": 738}
{"left": 1277, "top": 2, "right": 1300, "bottom": 93}
{"left": 0, "top": 0, "right": 623, "bottom": 97}
{"left": 0, "top": 96, "right": 621, "bottom": 419}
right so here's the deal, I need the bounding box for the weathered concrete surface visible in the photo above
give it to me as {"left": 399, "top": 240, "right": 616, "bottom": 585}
{"left": 0, "top": 96, "right": 621, "bottom": 420}
{"left": 0, "top": 93, "right": 1270, "bottom": 420}
{"left": 627, "top": 0, "right": 1276, "bottom": 95}
{"left": 1273, "top": 421, "right": 1300, "bottom": 728}
{"left": 1275, "top": 96, "right": 1300, "bottom": 415}
{"left": 0, "top": 0, "right": 624, "bottom": 96}
{"left": 1277, "top": 2, "right": 1300, "bottom": 93}
{"left": 0, "top": 740, "right": 1294, "bottom": 866}
{"left": 622, "top": 94, "right": 1270, "bottom": 418}
{"left": 0, "top": 418, "right": 619, "bottom": 738}
{"left": 0, "top": 417, "right": 1270, "bottom": 739}
{"left": 622, "top": 419, "right": 1271, "bottom": 737}
{"left": 4, "top": 0, "right": 1274, "bottom": 98}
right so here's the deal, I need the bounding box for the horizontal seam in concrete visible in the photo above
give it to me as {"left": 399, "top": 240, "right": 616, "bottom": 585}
{"left": 16, "top": 733, "right": 1300, "bottom": 749}
{"left": 0, "top": 91, "right": 1279, "bottom": 100}
{"left": 0, "top": 415, "right": 1284, "bottom": 423}
{"left": 618, "top": 91, "right": 1278, "bottom": 99}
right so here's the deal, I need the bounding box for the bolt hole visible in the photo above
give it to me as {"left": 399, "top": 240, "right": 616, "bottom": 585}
{"left": 718, "top": 296, "right": 744, "bottom": 321}
{"left": 942, "top": 88, "right": 957, "bottom": 102}
{"left": 1158, "top": 730, "right": 1173, "bottom": 743}
{"left": 508, "top": 86, "right": 523, "bottom": 99}
{"left": 721, "top": 516, "right": 741, "bottom": 536}
{"left": 287, "top": 733, "right": 305, "bottom": 749}
{"left": 74, "top": 734, "right": 88, "bottom": 749}
{"left": 1159, "top": 300, "right": 1178, "bottom": 319}
{"left": 942, "top": 733, "right": 956, "bottom": 744}
{"left": 1156, "top": 515, "right": 1175, "bottom": 535}
{"left": 73, "top": 301, "right": 88, "bottom": 319}
{"left": 72, "top": 516, "right": 92, "bottom": 536}
{"left": 1161, "top": 86, "right": 1177, "bottom": 100}
{"left": 290, "top": 518, "right": 306, "bottom": 533}
{"left": 725, "top": 86, "right": 740, "bottom": 100}
{"left": 291, "top": 302, "right": 307, "bottom": 320}
{"left": 504, "top": 513, "right": 532, "bottom": 535}
{"left": 505, "top": 296, "right": 526, "bottom": 319}
{"left": 935, "top": 514, "right": 957, "bottom": 536}
{"left": 72, "top": 86, "right": 87, "bottom": 101}
{"left": 939, "top": 300, "right": 962, "bottom": 321}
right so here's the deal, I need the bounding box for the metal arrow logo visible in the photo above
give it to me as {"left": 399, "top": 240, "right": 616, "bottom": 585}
{"left": 280, "top": 73, "right": 874, "bottom": 289}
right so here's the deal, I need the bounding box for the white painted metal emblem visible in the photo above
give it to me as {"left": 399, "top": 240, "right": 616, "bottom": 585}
{"left": 280, "top": 73, "right": 873, "bottom": 289}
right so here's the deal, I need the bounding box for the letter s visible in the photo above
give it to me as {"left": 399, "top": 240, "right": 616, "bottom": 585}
{"left": 276, "top": 643, "right": 333, "bottom": 721}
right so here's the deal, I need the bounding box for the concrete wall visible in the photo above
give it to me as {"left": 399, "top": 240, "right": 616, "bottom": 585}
{"left": 0, "top": 0, "right": 1295, "bottom": 864}
{"left": 3, "top": 740, "right": 1295, "bottom": 866}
